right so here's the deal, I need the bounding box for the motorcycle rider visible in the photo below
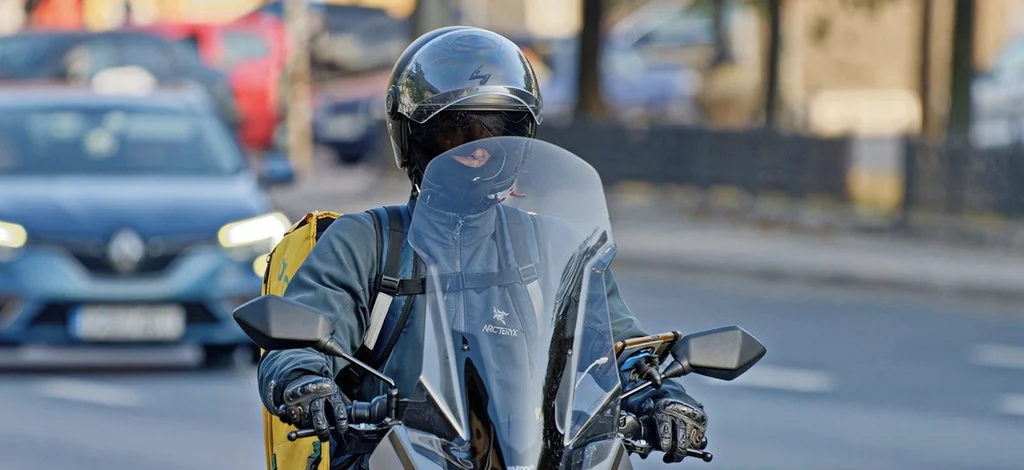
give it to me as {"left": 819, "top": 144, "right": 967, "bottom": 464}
{"left": 257, "top": 26, "right": 708, "bottom": 468}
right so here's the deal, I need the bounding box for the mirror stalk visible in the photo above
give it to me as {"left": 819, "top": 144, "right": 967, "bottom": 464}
{"left": 320, "top": 337, "right": 397, "bottom": 391}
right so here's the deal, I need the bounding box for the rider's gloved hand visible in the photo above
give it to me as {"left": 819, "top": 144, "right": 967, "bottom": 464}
{"left": 276, "top": 375, "right": 349, "bottom": 442}
{"left": 641, "top": 395, "right": 708, "bottom": 463}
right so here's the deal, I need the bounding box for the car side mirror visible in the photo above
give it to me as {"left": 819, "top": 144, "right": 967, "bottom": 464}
{"left": 259, "top": 151, "right": 295, "bottom": 186}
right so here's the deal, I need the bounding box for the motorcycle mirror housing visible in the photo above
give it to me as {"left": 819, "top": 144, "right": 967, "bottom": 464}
{"left": 234, "top": 294, "right": 400, "bottom": 395}
{"left": 661, "top": 326, "right": 766, "bottom": 381}
{"left": 233, "top": 294, "right": 340, "bottom": 354}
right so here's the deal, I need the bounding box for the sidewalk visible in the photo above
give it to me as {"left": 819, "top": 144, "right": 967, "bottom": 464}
{"left": 611, "top": 217, "right": 1024, "bottom": 300}
{"left": 270, "top": 162, "right": 1024, "bottom": 300}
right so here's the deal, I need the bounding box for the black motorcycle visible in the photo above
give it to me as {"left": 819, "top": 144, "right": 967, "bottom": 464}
{"left": 234, "top": 136, "right": 766, "bottom": 469}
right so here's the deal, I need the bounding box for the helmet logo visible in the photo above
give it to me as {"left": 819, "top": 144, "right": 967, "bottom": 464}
{"left": 468, "top": 65, "right": 491, "bottom": 86}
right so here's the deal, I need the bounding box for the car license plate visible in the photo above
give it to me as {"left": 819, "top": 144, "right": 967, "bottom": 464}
{"left": 321, "top": 114, "right": 367, "bottom": 140}
{"left": 71, "top": 304, "right": 186, "bottom": 341}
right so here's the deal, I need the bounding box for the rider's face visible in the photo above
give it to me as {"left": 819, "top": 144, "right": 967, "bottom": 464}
{"left": 453, "top": 147, "right": 491, "bottom": 168}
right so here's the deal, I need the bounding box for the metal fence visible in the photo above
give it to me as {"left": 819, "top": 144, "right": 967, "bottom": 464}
{"left": 902, "top": 139, "right": 1024, "bottom": 219}
{"left": 534, "top": 119, "right": 1024, "bottom": 242}
{"left": 538, "top": 121, "right": 849, "bottom": 201}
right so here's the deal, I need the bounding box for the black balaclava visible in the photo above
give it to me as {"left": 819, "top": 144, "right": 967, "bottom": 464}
{"left": 417, "top": 138, "right": 527, "bottom": 215}
{"left": 409, "top": 111, "right": 531, "bottom": 214}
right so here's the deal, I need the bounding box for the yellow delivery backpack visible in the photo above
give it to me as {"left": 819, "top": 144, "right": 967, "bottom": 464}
{"left": 257, "top": 205, "right": 422, "bottom": 470}
{"left": 260, "top": 210, "right": 341, "bottom": 470}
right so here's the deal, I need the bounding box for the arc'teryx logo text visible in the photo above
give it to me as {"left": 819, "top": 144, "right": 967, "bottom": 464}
{"left": 482, "top": 324, "right": 518, "bottom": 337}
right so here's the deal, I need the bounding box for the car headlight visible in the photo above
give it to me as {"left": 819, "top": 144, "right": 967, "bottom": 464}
{"left": 0, "top": 221, "right": 27, "bottom": 249}
{"left": 252, "top": 253, "right": 270, "bottom": 277}
{"left": 218, "top": 212, "right": 290, "bottom": 251}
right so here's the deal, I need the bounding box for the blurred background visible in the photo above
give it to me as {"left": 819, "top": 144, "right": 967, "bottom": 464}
{"left": 1, "top": 0, "right": 1023, "bottom": 469}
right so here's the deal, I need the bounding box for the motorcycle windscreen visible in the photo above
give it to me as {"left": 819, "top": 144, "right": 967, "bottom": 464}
{"left": 403, "top": 136, "right": 623, "bottom": 468}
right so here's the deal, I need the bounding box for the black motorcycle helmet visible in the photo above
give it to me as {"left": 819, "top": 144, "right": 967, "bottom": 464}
{"left": 384, "top": 26, "right": 543, "bottom": 195}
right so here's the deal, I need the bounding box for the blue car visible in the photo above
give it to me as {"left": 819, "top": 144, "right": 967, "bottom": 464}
{"left": 513, "top": 36, "right": 703, "bottom": 126}
{"left": 0, "top": 84, "right": 294, "bottom": 368}
{"left": 268, "top": 1, "right": 408, "bottom": 165}
{"left": 313, "top": 85, "right": 386, "bottom": 165}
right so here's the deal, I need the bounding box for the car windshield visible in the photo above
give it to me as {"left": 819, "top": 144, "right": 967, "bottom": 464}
{"left": 219, "top": 31, "right": 271, "bottom": 72}
{"left": 517, "top": 38, "right": 642, "bottom": 85}
{"left": 0, "top": 34, "right": 67, "bottom": 79}
{"left": 310, "top": 5, "right": 409, "bottom": 81}
{"left": 0, "top": 105, "right": 246, "bottom": 176}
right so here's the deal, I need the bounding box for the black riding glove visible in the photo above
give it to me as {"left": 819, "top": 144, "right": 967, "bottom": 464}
{"left": 640, "top": 396, "right": 708, "bottom": 463}
{"left": 276, "top": 375, "right": 349, "bottom": 442}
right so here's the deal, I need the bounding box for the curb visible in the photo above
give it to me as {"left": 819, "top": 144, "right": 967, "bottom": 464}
{"left": 612, "top": 249, "right": 1024, "bottom": 303}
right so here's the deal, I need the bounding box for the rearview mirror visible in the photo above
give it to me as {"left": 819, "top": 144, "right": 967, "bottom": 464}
{"left": 664, "top": 326, "right": 766, "bottom": 381}
{"left": 259, "top": 151, "right": 296, "bottom": 186}
{"left": 233, "top": 295, "right": 333, "bottom": 351}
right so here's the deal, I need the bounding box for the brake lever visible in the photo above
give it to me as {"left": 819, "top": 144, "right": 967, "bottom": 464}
{"left": 288, "top": 427, "right": 329, "bottom": 441}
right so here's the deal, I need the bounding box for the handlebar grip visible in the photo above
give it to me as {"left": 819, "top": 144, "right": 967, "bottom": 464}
{"left": 639, "top": 415, "right": 714, "bottom": 463}
{"left": 285, "top": 396, "right": 389, "bottom": 441}
{"left": 348, "top": 395, "right": 387, "bottom": 424}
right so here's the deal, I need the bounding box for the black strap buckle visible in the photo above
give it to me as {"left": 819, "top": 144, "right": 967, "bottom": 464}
{"left": 379, "top": 275, "right": 400, "bottom": 296}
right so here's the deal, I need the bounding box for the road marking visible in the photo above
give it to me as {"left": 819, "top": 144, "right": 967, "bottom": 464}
{"left": 998, "top": 394, "right": 1024, "bottom": 416}
{"left": 968, "top": 344, "right": 1024, "bottom": 370}
{"left": 37, "top": 379, "right": 141, "bottom": 408}
{"left": 698, "top": 365, "right": 837, "bottom": 393}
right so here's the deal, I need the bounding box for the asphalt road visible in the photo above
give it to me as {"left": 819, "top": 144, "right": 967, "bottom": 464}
{"left": 1, "top": 268, "right": 1022, "bottom": 470}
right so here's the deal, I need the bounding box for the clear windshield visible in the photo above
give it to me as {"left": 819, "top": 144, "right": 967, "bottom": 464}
{"left": 403, "top": 136, "right": 621, "bottom": 468}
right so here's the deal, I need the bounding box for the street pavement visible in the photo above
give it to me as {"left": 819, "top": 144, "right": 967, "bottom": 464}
{"left": 1, "top": 268, "right": 1023, "bottom": 469}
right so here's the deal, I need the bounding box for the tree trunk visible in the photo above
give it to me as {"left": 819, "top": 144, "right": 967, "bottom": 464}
{"left": 946, "top": 0, "right": 975, "bottom": 142}
{"left": 284, "top": 0, "right": 313, "bottom": 177}
{"left": 919, "top": 0, "right": 933, "bottom": 139}
{"left": 411, "top": 0, "right": 455, "bottom": 39}
{"left": 763, "top": 0, "right": 782, "bottom": 129}
{"left": 712, "top": 0, "right": 733, "bottom": 65}
{"left": 576, "top": 0, "right": 608, "bottom": 118}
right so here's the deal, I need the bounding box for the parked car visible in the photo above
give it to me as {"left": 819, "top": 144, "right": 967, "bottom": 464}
{"left": 0, "top": 29, "right": 241, "bottom": 138}
{"left": 259, "top": 1, "right": 409, "bottom": 165}
{"left": 0, "top": 83, "right": 293, "bottom": 368}
{"left": 256, "top": 0, "right": 409, "bottom": 74}
{"left": 514, "top": 36, "right": 703, "bottom": 126}
{"left": 142, "top": 13, "right": 288, "bottom": 153}
{"left": 972, "top": 35, "right": 1024, "bottom": 149}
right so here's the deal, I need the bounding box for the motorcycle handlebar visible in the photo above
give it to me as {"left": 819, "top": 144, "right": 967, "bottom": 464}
{"left": 621, "top": 412, "right": 713, "bottom": 463}
{"left": 287, "top": 398, "right": 713, "bottom": 463}
{"left": 638, "top": 415, "right": 714, "bottom": 463}
{"left": 286, "top": 395, "right": 389, "bottom": 441}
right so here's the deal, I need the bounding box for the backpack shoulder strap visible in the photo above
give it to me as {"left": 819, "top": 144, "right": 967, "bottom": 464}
{"left": 363, "top": 205, "right": 423, "bottom": 350}
{"left": 502, "top": 207, "right": 545, "bottom": 319}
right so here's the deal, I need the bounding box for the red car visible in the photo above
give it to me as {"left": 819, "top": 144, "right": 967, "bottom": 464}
{"left": 142, "top": 13, "right": 288, "bottom": 153}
